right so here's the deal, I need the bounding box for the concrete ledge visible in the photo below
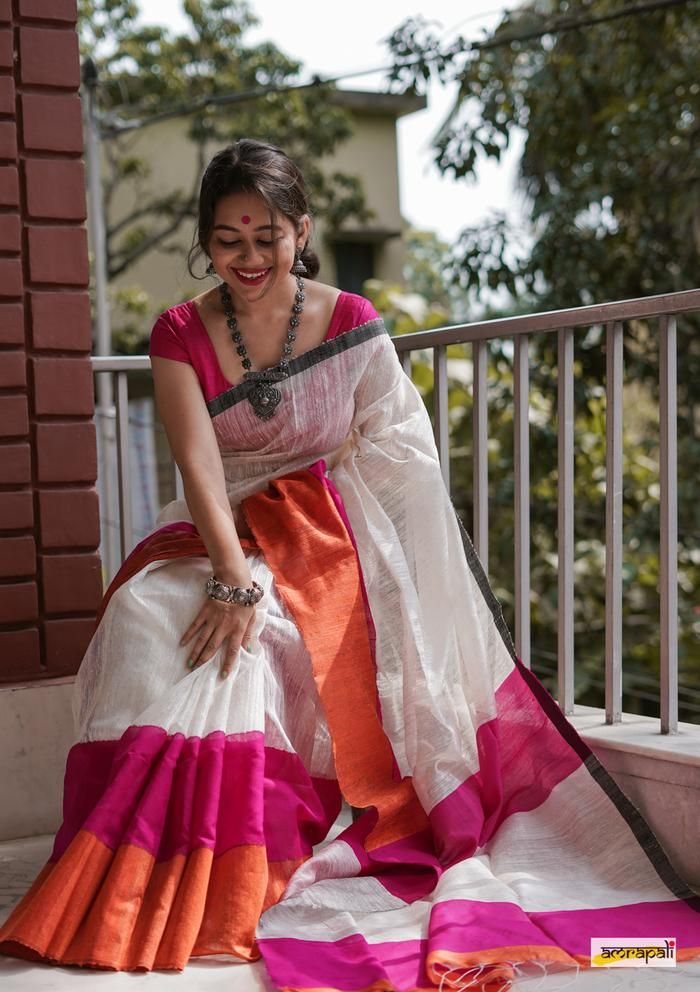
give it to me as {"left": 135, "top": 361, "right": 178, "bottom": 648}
{"left": 569, "top": 704, "right": 700, "bottom": 766}
{"left": 0, "top": 677, "right": 76, "bottom": 842}
{"left": 570, "top": 705, "right": 700, "bottom": 889}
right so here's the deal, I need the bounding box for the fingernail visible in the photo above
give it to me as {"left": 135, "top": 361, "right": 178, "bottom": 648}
{"left": 187, "top": 659, "right": 194, "bottom": 669}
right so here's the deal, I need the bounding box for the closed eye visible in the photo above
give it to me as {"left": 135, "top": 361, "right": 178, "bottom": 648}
{"left": 218, "top": 239, "right": 275, "bottom": 247}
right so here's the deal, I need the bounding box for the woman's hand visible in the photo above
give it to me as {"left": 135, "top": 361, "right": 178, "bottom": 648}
{"left": 180, "top": 595, "right": 256, "bottom": 678}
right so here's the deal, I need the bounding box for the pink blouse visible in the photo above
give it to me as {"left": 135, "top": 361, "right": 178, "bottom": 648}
{"left": 149, "top": 291, "right": 381, "bottom": 404}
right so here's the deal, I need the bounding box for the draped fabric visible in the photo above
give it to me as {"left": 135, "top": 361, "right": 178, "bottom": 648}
{"left": 1, "top": 310, "right": 699, "bottom": 989}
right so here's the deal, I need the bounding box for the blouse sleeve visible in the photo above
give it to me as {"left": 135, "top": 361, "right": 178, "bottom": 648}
{"left": 359, "top": 297, "right": 381, "bottom": 323}
{"left": 149, "top": 312, "right": 191, "bottom": 365}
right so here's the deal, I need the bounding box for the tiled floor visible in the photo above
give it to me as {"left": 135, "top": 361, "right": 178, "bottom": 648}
{"left": 1, "top": 827, "right": 699, "bottom": 992}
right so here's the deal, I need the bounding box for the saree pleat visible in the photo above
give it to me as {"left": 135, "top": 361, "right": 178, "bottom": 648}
{"left": 1, "top": 315, "right": 699, "bottom": 989}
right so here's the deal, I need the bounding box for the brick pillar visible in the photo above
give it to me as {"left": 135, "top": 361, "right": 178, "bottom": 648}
{"left": 0, "top": 0, "right": 102, "bottom": 683}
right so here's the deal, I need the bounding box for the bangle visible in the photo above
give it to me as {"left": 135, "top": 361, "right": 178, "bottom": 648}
{"left": 205, "top": 574, "right": 263, "bottom": 606}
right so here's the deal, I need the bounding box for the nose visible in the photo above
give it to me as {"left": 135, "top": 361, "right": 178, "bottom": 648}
{"left": 235, "top": 240, "right": 266, "bottom": 268}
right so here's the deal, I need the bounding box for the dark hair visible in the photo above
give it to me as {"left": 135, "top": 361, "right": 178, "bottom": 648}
{"left": 187, "top": 138, "right": 320, "bottom": 281}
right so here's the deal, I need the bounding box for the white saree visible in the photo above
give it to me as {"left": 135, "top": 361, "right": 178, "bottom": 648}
{"left": 1, "top": 310, "right": 698, "bottom": 990}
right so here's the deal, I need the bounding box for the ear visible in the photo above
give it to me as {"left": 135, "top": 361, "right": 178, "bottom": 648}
{"left": 298, "top": 213, "right": 311, "bottom": 243}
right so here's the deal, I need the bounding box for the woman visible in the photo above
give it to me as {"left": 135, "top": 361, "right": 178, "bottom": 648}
{"left": 1, "top": 139, "right": 698, "bottom": 989}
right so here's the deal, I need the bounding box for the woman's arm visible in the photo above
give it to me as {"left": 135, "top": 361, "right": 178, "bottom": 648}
{"left": 151, "top": 354, "right": 250, "bottom": 586}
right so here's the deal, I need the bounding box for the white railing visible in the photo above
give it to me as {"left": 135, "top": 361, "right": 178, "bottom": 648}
{"left": 92, "top": 288, "right": 700, "bottom": 735}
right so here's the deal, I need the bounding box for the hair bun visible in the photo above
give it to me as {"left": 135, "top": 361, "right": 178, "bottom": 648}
{"left": 298, "top": 244, "right": 320, "bottom": 279}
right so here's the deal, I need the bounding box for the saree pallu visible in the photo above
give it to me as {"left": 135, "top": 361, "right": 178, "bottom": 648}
{"left": 1, "top": 316, "right": 699, "bottom": 989}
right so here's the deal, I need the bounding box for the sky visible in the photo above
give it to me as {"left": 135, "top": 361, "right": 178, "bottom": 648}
{"left": 136, "top": 0, "right": 526, "bottom": 246}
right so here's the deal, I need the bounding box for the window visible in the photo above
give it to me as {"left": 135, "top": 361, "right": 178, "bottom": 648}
{"left": 333, "top": 242, "right": 375, "bottom": 294}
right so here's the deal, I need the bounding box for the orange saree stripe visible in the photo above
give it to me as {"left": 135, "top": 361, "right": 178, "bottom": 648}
{"left": 0, "top": 829, "right": 302, "bottom": 971}
{"left": 241, "top": 468, "right": 429, "bottom": 852}
{"left": 259, "top": 856, "right": 311, "bottom": 916}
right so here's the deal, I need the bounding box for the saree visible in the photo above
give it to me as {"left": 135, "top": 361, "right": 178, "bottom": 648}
{"left": 1, "top": 301, "right": 699, "bottom": 990}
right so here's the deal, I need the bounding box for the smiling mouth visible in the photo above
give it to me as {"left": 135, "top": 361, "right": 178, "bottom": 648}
{"left": 233, "top": 268, "right": 271, "bottom": 284}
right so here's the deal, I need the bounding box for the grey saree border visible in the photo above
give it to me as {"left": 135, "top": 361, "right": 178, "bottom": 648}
{"left": 454, "top": 510, "right": 700, "bottom": 906}
{"left": 206, "top": 317, "right": 387, "bottom": 419}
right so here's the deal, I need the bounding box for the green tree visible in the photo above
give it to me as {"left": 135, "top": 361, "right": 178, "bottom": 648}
{"left": 385, "top": 0, "right": 699, "bottom": 302}
{"left": 382, "top": 1, "right": 700, "bottom": 718}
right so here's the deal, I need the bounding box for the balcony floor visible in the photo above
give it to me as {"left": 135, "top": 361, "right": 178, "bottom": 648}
{"left": 2, "top": 829, "right": 700, "bottom": 991}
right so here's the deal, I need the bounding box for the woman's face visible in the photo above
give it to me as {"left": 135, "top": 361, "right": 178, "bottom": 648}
{"left": 207, "top": 190, "right": 309, "bottom": 304}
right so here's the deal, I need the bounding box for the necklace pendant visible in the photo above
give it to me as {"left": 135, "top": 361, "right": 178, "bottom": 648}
{"left": 218, "top": 274, "right": 304, "bottom": 423}
{"left": 249, "top": 381, "right": 282, "bottom": 420}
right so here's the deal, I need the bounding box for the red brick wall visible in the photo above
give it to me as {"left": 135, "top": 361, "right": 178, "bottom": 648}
{"left": 0, "top": 0, "right": 102, "bottom": 683}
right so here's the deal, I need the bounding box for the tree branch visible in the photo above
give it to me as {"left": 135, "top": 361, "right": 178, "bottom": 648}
{"left": 107, "top": 142, "right": 206, "bottom": 279}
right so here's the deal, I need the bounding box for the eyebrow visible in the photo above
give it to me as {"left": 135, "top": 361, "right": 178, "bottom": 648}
{"left": 213, "top": 223, "right": 282, "bottom": 232}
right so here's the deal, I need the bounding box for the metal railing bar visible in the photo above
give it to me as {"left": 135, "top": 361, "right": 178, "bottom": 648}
{"left": 605, "top": 321, "right": 624, "bottom": 724}
{"left": 400, "top": 350, "right": 412, "bottom": 376}
{"left": 92, "top": 355, "right": 151, "bottom": 372}
{"left": 473, "top": 340, "right": 488, "bottom": 568}
{"left": 114, "top": 371, "right": 134, "bottom": 561}
{"left": 433, "top": 345, "right": 450, "bottom": 491}
{"left": 390, "top": 288, "right": 700, "bottom": 353}
{"left": 557, "top": 327, "right": 575, "bottom": 715}
{"left": 659, "top": 314, "right": 678, "bottom": 734}
{"left": 513, "top": 333, "right": 531, "bottom": 668}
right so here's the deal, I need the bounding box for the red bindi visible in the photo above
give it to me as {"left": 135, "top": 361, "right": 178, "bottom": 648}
{"left": 241, "top": 215, "right": 251, "bottom": 224}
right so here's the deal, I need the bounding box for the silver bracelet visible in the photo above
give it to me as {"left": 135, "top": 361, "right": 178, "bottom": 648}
{"left": 205, "top": 574, "right": 263, "bottom": 606}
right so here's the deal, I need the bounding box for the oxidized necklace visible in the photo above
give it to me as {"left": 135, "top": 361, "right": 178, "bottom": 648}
{"left": 218, "top": 274, "right": 305, "bottom": 421}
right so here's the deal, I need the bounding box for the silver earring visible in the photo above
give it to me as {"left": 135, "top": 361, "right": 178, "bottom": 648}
{"left": 291, "top": 246, "right": 308, "bottom": 276}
